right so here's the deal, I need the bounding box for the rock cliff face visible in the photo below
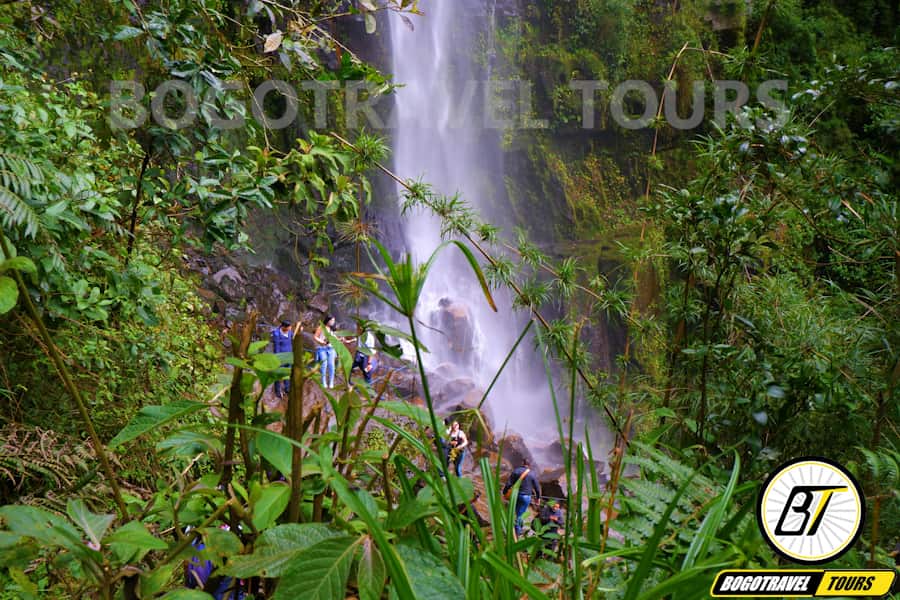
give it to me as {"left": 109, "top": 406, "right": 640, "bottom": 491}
{"left": 184, "top": 249, "right": 322, "bottom": 332}
{"left": 431, "top": 298, "right": 477, "bottom": 364}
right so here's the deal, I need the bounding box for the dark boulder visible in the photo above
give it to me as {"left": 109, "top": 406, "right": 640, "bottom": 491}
{"left": 498, "top": 432, "right": 536, "bottom": 471}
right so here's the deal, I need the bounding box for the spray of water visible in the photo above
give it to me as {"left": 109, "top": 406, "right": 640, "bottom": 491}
{"left": 388, "top": 0, "right": 611, "bottom": 465}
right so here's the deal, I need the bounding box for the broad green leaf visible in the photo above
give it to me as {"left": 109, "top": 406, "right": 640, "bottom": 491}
{"left": 249, "top": 340, "right": 270, "bottom": 355}
{"left": 200, "top": 526, "right": 242, "bottom": 560}
{"left": 225, "top": 356, "right": 251, "bottom": 369}
{"left": 104, "top": 521, "right": 167, "bottom": 563}
{"left": 221, "top": 523, "right": 339, "bottom": 578}
{"left": 140, "top": 563, "right": 175, "bottom": 599}
{"left": 0, "top": 256, "right": 36, "bottom": 274}
{"left": 0, "top": 505, "right": 83, "bottom": 553}
{"left": 253, "top": 352, "right": 282, "bottom": 372}
{"left": 0, "top": 276, "right": 18, "bottom": 314}
{"left": 357, "top": 536, "right": 385, "bottom": 600}
{"left": 114, "top": 26, "right": 143, "bottom": 40}
{"left": 379, "top": 401, "right": 431, "bottom": 428}
{"left": 160, "top": 590, "right": 215, "bottom": 600}
{"left": 385, "top": 497, "right": 437, "bottom": 531}
{"left": 0, "top": 532, "right": 40, "bottom": 569}
{"left": 256, "top": 430, "right": 292, "bottom": 478}
{"left": 653, "top": 407, "right": 677, "bottom": 419}
{"left": 66, "top": 499, "right": 114, "bottom": 547}
{"left": 418, "top": 475, "right": 474, "bottom": 505}
{"left": 274, "top": 536, "right": 359, "bottom": 600}
{"left": 325, "top": 464, "right": 416, "bottom": 598}
{"left": 251, "top": 482, "right": 291, "bottom": 530}
{"left": 396, "top": 543, "right": 466, "bottom": 600}
{"left": 109, "top": 400, "right": 207, "bottom": 447}
{"left": 157, "top": 430, "right": 223, "bottom": 456}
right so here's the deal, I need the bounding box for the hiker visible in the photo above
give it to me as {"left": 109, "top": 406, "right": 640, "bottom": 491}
{"left": 446, "top": 420, "right": 468, "bottom": 477}
{"left": 535, "top": 498, "right": 565, "bottom": 553}
{"left": 270, "top": 319, "right": 294, "bottom": 398}
{"left": 351, "top": 322, "right": 377, "bottom": 384}
{"left": 313, "top": 315, "right": 338, "bottom": 389}
{"left": 502, "top": 458, "right": 541, "bottom": 537}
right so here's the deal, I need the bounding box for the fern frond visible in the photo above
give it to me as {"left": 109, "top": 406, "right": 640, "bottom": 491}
{"left": 858, "top": 446, "right": 900, "bottom": 489}
{"left": 0, "top": 186, "right": 39, "bottom": 238}
{"left": 0, "top": 151, "right": 44, "bottom": 238}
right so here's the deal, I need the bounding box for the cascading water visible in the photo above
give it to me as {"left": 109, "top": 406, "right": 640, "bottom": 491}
{"left": 388, "top": 0, "right": 612, "bottom": 465}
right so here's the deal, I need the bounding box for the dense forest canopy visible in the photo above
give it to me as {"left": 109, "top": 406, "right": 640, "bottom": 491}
{"left": 0, "top": 0, "right": 897, "bottom": 598}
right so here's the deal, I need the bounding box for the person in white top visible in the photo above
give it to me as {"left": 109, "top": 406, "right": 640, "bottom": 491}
{"left": 313, "top": 315, "right": 337, "bottom": 389}
{"left": 446, "top": 420, "right": 468, "bottom": 477}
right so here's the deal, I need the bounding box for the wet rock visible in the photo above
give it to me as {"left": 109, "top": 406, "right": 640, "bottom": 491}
{"left": 532, "top": 439, "right": 606, "bottom": 479}
{"left": 537, "top": 440, "right": 565, "bottom": 469}
{"left": 432, "top": 376, "right": 478, "bottom": 410}
{"left": 196, "top": 288, "right": 218, "bottom": 302}
{"left": 433, "top": 362, "right": 462, "bottom": 380}
{"left": 384, "top": 364, "right": 421, "bottom": 400}
{"left": 498, "top": 432, "right": 536, "bottom": 471}
{"left": 432, "top": 298, "right": 476, "bottom": 358}
{"left": 539, "top": 466, "right": 566, "bottom": 482}
{"left": 211, "top": 267, "right": 245, "bottom": 301}
{"left": 308, "top": 292, "right": 330, "bottom": 315}
{"left": 539, "top": 476, "right": 566, "bottom": 502}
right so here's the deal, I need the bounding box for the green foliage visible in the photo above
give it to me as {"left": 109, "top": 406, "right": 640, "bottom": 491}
{"left": 0, "top": 0, "right": 897, "bottom": 598}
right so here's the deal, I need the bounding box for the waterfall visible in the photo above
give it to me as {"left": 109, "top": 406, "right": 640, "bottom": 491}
{"left": 387, "top": 0, "right": 612, "bottom": 464}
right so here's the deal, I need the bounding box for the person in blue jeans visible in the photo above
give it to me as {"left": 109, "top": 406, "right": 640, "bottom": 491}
{"left": 313, "top": 315, "right": 338, "bottom": 389}
{"left": 446, "top": 420, "right": 468, "bottom": 477}
{"left": 502, "top": 458, "right": 541, "bottom": 537}
{"left": 270, "top": 320, "right": 293, "bottom": 398}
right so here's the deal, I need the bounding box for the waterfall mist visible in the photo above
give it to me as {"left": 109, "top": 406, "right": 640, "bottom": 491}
{"left": 386, "top": 0, "right": 612, "bottom": 464}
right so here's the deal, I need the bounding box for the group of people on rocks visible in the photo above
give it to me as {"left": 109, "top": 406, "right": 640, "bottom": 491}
{"left": 445, "top": 422, "right": 564, "bottom": 547}
{"left": 502, "top": 458, "right": 564, "bottom": 546}
{"left": 269, "top": 314, "right": 563, "bottom": 549}
{"left": 268, "top": 315, "right": 378, "bottom": 397}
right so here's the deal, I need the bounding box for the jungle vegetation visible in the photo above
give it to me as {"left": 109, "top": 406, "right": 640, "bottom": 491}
{"left": 0, "top": 0, "right": 897, "bottom": 598}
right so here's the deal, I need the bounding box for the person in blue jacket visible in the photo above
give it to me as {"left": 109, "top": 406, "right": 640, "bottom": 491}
{"left": 271, "top": 319, "right": 293, "bottom": 398}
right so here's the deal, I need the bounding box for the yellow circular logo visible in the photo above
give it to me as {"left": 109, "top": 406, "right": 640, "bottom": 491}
{"left": 756, "top": 457, "right": 864, "bottom": 564}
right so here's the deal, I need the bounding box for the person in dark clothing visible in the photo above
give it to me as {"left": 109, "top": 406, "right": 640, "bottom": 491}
{"left": 351, "top": 322, "right": 377, "bottom": 384}
{"left": 536, "top": 499, "right": 565, "bottom": 553}
{"left": 270, "top": 320, "right": 294, "bottom": 398}
{"left": 502, "top": 459, "right": 541, "bottom": 537}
